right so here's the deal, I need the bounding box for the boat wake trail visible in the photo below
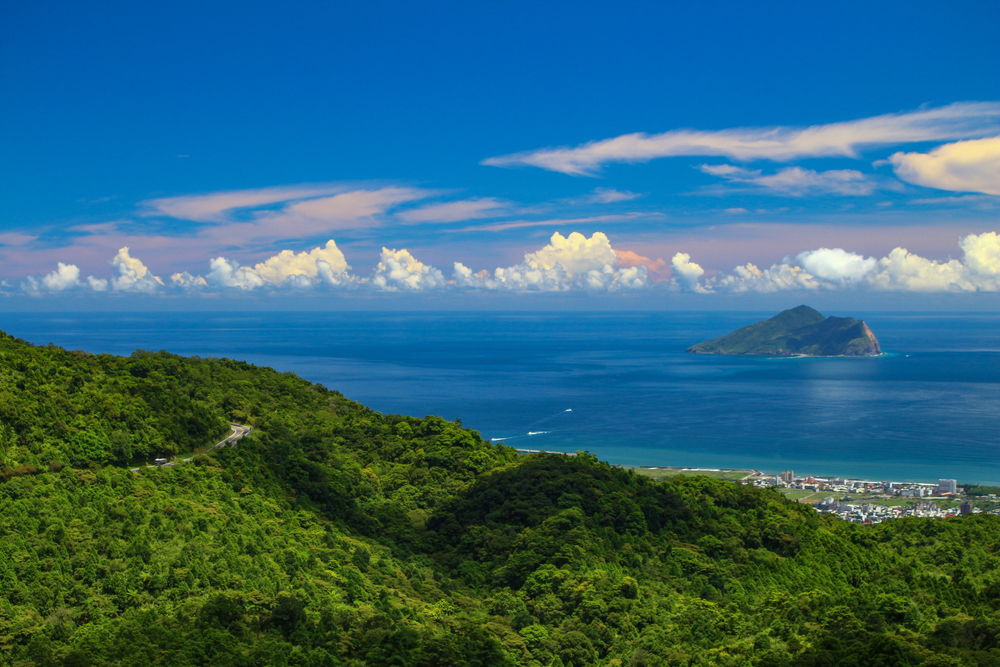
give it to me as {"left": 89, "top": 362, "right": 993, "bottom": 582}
{"left": 490, "top": 408, "right": 575, "bottom": 443}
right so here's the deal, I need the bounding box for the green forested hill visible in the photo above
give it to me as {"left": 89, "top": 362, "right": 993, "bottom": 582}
{"left": 2, "top": 331, "right": 999, "bottom": 666}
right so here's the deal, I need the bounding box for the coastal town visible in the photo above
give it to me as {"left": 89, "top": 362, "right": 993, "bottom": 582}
{"left": 629, "top": 464, "right": 1000, "bottom": 525}
{"left": 746, "top": 470, "right": 1000, "bottom": 523}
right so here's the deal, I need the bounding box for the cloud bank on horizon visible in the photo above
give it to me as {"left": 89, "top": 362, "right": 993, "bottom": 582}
{"left": 15, "top": 230, "right": 1000, "bottom": 297}
{"left": 2, "top": 102, "right": 999, "bottom": 301}
{"left": 705, "top": 231, "right": 1000, "bottom": 294}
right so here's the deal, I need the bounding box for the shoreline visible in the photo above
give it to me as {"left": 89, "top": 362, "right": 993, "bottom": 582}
{"left": 511, "top": 449, "right": 997, "bottom": 487}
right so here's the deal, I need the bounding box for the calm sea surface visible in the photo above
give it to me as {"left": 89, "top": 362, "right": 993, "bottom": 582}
{"left": 3, "top": 311, "right": 998, "bottom": 485}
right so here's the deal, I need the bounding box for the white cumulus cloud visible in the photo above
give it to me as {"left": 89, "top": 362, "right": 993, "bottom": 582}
{"left": 609, "top": 265, "right": 647, "bottom": 290}
{"left": 867, "top": 248, "right": 972, "bottom": 292}
{"left": 373, "top": 248, "right": 446, "bottom": 291}
{"left": 961, "top": 230, "right": 1000, "bottom": 277}
{"left": 525, "top": 231, "right": 618, "bottom": 274}
{"left": 796, "top": 248, "right": 877, "bottom": 284}
{"left": 110, "top": 247, "right": 164, "bottom": 292}
{"left": 712, "top": 262, "right": 820, "bottom": 293}
{"left": 22, "top": 263, "right": 82, "bottom": 292}
{"left": 170, "top": 272, "right": 208, "bottom": 289}
{"left": 13, "top": 231, "right": 998, "bottom": 298}
{"left": 205, "top": 258, "right": 267, "bottom": 290}
{"left": 697, "top": 231, "right": 999, "bottom": 293}
{"left": 669, "top": 253, "right": 709, "bottom": 293}
{"left": 889, "top": 136, "right": 1000, "bottom": 196}
{"left": 866, "top": 233, "right": 999, "bottom": 292}
{"left": 453, "top": 231, "right": 648, "bottom": 291}
{"left": 20, "top": 248, "right": 162, "bottom": 294}
{"left": 454, "top": 260, "right": 568, "bottom": 291}
{"left": 193, "top": 240, "right": 354, "bottom": 290}
{"left": 251, "top": 240, "right": 351, "bottom": 286}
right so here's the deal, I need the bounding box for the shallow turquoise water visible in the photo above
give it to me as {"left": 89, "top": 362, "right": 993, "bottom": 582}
{"left": 3, "top": 311, "right": 998, "bottom": 484}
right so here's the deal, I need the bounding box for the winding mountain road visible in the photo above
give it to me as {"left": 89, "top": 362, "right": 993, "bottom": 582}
{"left": 130, "top": 424, "right": 252, "bottom": 471}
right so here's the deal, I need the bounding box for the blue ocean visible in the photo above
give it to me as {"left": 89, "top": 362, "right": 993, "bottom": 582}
{"left": 3, "top": 311, "right": 998, "bottom": 485}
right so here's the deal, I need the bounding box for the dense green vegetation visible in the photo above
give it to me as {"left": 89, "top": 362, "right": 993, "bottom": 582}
{"left": 0, "top": 334, "right": 236, "bottom": 468}
{"left": 687, "top": 305, "right": 882, "bottom": 357}
{"left": 3, "top": 331, "right": 1000, "bottom": 666}
{"left": 963, "top": 485, "right": 1000, "bottom": 497}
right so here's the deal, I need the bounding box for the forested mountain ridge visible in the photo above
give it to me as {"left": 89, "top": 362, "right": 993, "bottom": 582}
{"left": 2, "top": 332, "right": 999, "bottom": 666}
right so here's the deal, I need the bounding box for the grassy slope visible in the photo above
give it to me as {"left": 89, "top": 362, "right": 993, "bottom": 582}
{"left": 632, "top": 468, "right": 753, "bottom": 482}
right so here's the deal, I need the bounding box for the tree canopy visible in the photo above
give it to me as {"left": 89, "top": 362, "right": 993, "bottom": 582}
{"left": 2, "top": 331, "right": 999, "bottom": 666}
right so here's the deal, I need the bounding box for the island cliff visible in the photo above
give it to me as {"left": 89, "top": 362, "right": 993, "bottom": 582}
{"left": 686, "top": 305, "right": 882, "bottom": 356}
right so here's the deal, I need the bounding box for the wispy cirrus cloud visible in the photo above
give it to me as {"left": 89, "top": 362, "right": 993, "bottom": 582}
{"left": 909, "top": 194, "right": 997, "bottom": 208}
{"left": 145, "top": 185, "right": 433, "bottom": 247}
{"left": 0, "top": 185, "right": 436, "bottom": 279}
{"left": 585, "top": 187, "right": 642, "bottom": 203}
{"left": 698, "top": 164, "right": 883, "bottom": 196}
{"left": 0, "top": 232, "right": 38, "bottom": 247}
{"left": 396, "top": 197, "right": 508, "bottom": 223}
{"left": 144, "top": 184, "right": 353, "bottom": 223}
{"left": 0, "top": 182, "right": 661, "bottom": 281}
{"left": 482, "top": 102, "right": 1000, "bottom": 176}
{"left": 450, "top": 213, "right": 654, "bottom": 233}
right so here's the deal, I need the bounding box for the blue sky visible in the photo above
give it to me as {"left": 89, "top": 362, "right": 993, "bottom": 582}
{"left": 1, "top": 1, "right": 998, "bottom": 307}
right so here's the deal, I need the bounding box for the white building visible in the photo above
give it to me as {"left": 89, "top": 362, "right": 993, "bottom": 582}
{"left": 938, "top": 479, "right": 957, "bottom": 495}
